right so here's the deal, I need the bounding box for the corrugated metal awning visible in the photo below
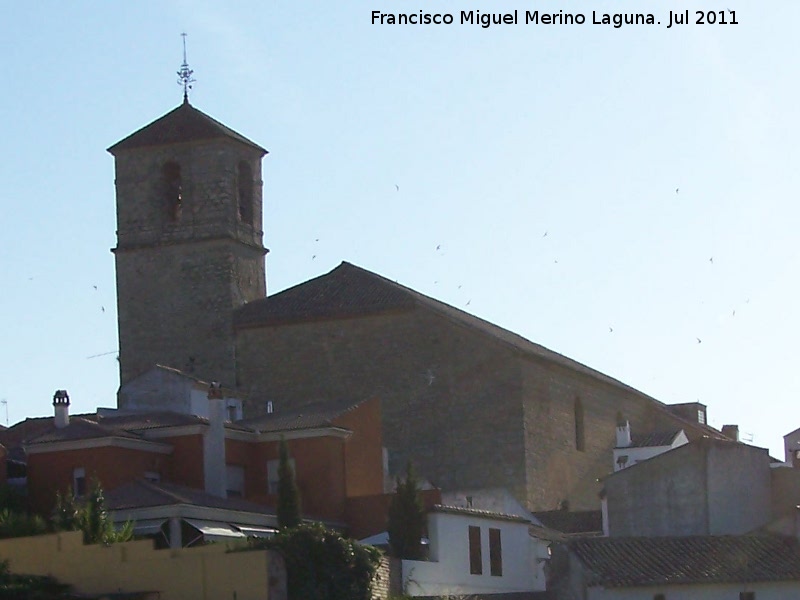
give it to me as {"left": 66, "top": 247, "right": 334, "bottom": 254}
{"left": 236, "top": 525, "right": 277, "bottom": 538}
{"left": 131, "top": 519, "right": 167, "bottom": 535}
{"left": 185, "top": 519, "right": 246, "bottom": 541}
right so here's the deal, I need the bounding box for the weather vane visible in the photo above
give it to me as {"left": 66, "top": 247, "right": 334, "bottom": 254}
{"left": 177, "top": 32, "right": 196, "bottom": 103}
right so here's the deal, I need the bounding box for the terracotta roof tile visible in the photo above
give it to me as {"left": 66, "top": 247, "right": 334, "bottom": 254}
{"left": 25, "top": 418, "right": 143, "bottom": 445}
{"left": 241, "top": 397, "right": 365, "bottom": 433}
{"left": 105, "top": 479, "right": 275, "bottom": 515}
{"left": 571, "top": 535, "right": 800, "bottom": 587}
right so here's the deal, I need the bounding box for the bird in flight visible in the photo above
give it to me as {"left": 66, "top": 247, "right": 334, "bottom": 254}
{"left": 436, "top": 244, "right": 441, "bottom": 251}
{"left": 609, "top": 327, "right": 613, "bottom": 333}
{"left": 312, "top": 255, "right": 316, "bottom": 260}
{"left": 101, "top": 306, "right": 105, "bottom": 313}
{"left": 709, "top": 257, "right": 713, "bottom": 264}
{"left": 466, "top": 300, "right": 471, "bottom": 306}
{"left": 675, "top": 188, "right": 680, "bottom": 194}
{"left": 395, "top": 184, "right": 399, "bottom": 192}
{"left": 92, "top": 285, "right": 98, "bottom": 290}
{"left": 696, "top": 337, "right": 702, "bottom": 344}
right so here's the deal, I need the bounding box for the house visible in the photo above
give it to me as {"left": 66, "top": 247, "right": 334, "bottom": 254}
{"left": 365, "top": 504, "right": 553, "bottom": 598}
{"left": 553, "top": 535, "right": 800, "bottom": 600}
{"left": 107, "top": 97, "right": 731, "bottom": 514}
{"left": 15, "top": 384, "right": 387, "bottom": 543}
{"left": 602, "top": 437, "right": 772, "bottom": 538}
{"left": 612, "top": 415, "right": 687, "bottom": 472}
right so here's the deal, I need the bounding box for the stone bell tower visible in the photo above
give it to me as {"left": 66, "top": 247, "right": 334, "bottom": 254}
{"left": 108, "top": 95, "right": 268, "bottom": 387}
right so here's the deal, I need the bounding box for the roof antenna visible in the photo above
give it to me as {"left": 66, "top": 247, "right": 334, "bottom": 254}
{"left": 177, "top": 32, "right": 196, "bottom": 104}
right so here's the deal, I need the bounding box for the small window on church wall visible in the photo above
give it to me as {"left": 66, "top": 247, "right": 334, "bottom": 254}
{"left": 574, "top": 397, "right": 585, "bottom": 452}
{"left": 162, "top": 161, "right": 182, "bottom": 221}
{"left": 237, "top": 161, "right": 254, "bottom": 225}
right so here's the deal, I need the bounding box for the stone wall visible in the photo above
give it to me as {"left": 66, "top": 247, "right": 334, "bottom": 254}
{"left": 236, "top": 306, "right": 528, "bottom": 501}
{"left": 112, "top": 139, "right": 266, "bottom": 386}
{"left": 236, "top": 302, "right": 700, "bottom": 511}
{"left": 371, "top": 556, "right": 402, "bottom": 600}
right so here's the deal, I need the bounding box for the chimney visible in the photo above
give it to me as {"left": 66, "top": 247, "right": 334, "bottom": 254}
{"left": 615, "top": 412, "right": 631, "bottom": 448}
{"left": 203, "top": 381, "right": 227, "bottom": 498}
{"left": 53, "top": 390, "right": 70, "bottom": 428}
{"left": 721, "top": 424, "right": 740, "bottom": 442}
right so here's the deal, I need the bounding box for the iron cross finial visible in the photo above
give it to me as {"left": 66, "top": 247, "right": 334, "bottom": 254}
{"left": 177, "top": 32, "right": 196, "bottom": 103}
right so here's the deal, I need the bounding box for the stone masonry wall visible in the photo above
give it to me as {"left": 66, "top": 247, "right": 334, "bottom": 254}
{"left": 520, "top": 357, "right": 705, "bottom": 510}
{"left": 112, "top": 139, "right": 266, "bottom": 386}
{"left": 237, "top": 303, "right": 709, "bottom": 512}
{"left": 236, "top": 306, "right": 529, "bottom": 500}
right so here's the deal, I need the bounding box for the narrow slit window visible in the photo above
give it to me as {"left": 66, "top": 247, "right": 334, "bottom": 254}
{"left": 162, "top": 161, "right": 182, "bottom": 221}
{"left": 574, "top": 396, "right": 585, "bottom": 452}
{"left": 238, "top": 161, "right": 254, "bottom": 225}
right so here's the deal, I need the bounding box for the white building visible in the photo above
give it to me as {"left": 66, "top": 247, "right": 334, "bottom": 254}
{"left": 613, "top": 418, "right": 687, "bottom": 472}
{"left": 398, "top": 505, "right": 551, "bottom": 597}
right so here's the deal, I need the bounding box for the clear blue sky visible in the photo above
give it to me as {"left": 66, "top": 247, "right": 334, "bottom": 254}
{"left": 1, "top": 1, "right": 797, "bottom": 459}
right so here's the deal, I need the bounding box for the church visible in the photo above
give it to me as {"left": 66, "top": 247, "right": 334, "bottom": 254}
{"left": 107, "top": 94, "right": 727, "bottom": 513}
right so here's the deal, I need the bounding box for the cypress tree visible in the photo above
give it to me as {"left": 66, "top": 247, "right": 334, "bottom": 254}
{"left": 387, "top": 461, "right": 425, "bottom": 560}
{"left": 277, "top": 438, "right": 302, "bottom": 529}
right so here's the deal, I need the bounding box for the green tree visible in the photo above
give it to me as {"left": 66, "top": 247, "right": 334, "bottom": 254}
{"left": 387, "top": 461, "right": 425, "bottom": 560}
{"left": 0, "top": 509, "right": 47, "bottom": 540}
{"left": 51, "top": 481, "right": 133, "bottom": 545}
{"left": 50, "top": 488, "right": 80, "bottom": 533}
{"left": 235, "top": 522, "right": 381, "bottom": 600}
{"left": 277, "top": 438, "right": 301, "bottom": 529}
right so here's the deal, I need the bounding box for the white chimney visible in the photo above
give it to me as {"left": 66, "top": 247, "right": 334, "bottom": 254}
{"left": 53, "top": 390, "right": 70, "bottom": 429}
{"left": 203, "top": 382, "right": 227, "bottom": 498}
{"left": 615, "top": 413, "right": 631, "bottom": 448}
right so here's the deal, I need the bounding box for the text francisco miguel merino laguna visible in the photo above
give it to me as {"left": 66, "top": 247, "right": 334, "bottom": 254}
{"left": 371, "top": 9, "right": 739, "bottom": 29}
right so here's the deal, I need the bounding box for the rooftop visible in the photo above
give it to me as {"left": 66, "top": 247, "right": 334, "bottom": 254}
{"left": 571, "top": 535, "right": 800, "bottom": 587}
{"left": 108, "top": 101, "right": 266, "bottom": 154}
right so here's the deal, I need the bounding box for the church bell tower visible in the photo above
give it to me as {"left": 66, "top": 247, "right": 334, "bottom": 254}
{"left": 108, "top": 63, "right": 268, "bottom": 387}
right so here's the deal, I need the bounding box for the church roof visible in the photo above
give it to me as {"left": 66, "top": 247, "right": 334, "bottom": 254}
{"left": 107, "top": 100, "right": 267, "bottom": 154}
{"left": 234, "top": 262, "right": 715, "bottom": 423}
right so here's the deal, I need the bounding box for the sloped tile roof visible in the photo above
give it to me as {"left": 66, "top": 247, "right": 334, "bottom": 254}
{"left": 571, "top": 535, "right": 800, "bottom": 587}
{"left": 96, "top": 411, "right": 207, "bottom": 431}
{"left": 533, "top": 510, "right": 603, "bottom": 536}
{"left": 235, "top": 262, "right": 669, "bottom": 400}
{"left": 234, "top": 262, "right": 416, "bottom": 328}
{"left": 105, "top": 479, "right": 275, "bottom": 514}
{"left": 627, "top": 429, "right": 683, "bottom": 448}
{"left": 25, "top": 418, "right": 144, "bottom": 445}
{"left": 431, "top": 504, "right": 531, "bottom": 523}
{"left": 240, "top": 397, "right": 366, "bottom": 433}
{"left": 108, "top": 101, "right": 266, "bottom": 154}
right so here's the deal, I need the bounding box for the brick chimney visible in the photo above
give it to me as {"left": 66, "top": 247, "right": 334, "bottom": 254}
{"left": 615, "top": 412, "right": 631, "bottom": 448}
{"left": 53, "top": 390, "right": 70, "bottom": 429}
{"left": 721, "top": 424, "right": 740, "bottom": 442}
{"left": 203, "top": 381, "right": 227, "bottom": 497}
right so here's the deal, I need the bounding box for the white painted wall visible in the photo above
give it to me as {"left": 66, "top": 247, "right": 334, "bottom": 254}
{"left": 587, "top": 581, "right": 800, "bottom": 600}
{"left": 613, "top": 431, "right": 688, "bottom": 472}
{"left": 401, "top": 510, "right": 548, "bottom": 597}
